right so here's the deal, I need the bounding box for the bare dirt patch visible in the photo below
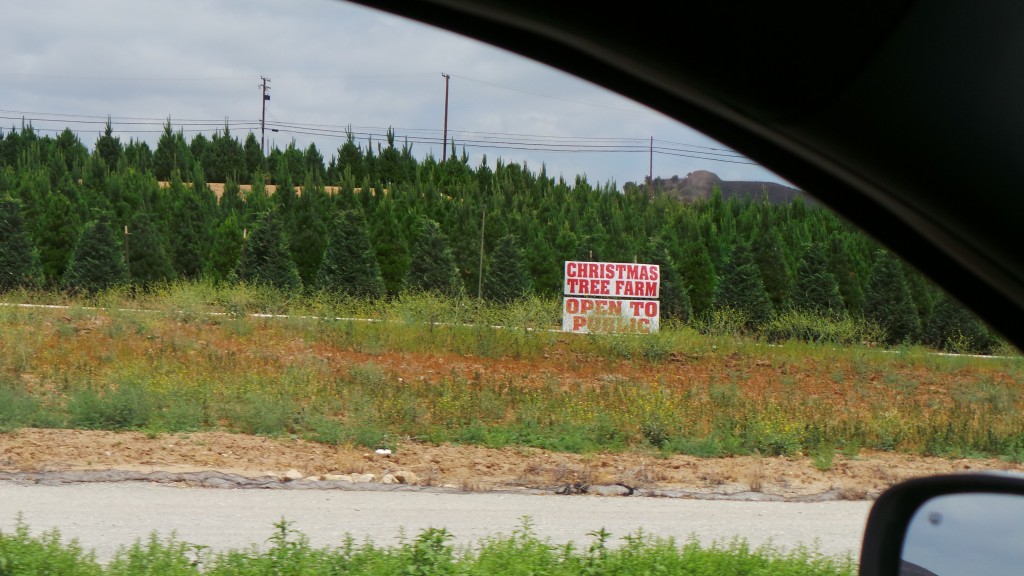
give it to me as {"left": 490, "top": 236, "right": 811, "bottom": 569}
{"left": 1, "top": 428, "right": 1018, "bottom": 499}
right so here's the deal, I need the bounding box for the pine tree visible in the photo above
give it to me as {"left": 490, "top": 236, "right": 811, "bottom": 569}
{"left": 153, "top": 118, "right": 189, "bottom": 181}
{"left": 125, "top": 212, "right": 175, "bottom": 288}
{"left": 205, "top": 214, "right": 244, "bottom": 284}
{"left": 316, "top": 209, "right": 385, "bottom": 298}
{"left": 34, "top": 191, "right": 82, "bottom": 287}
{"left": 63, "top": 216, "right": 127, "bottom": 295}
{"left": 242, "top": 132, "right": 264, "bottom": 185}
{"left": 335, "top": 128, "right": 364, "bottom": 182}
{"left": 679, "top": 240, "right": 716, "bottom": 319}
{"left": 94, "top": 117, "right": 123, "bottom": 172}
{"left": 642, "top": 236, "right": 692, "bottom": 323}
{"left": 752, "top": 225, "right": 794, "bottom": 311}
{"left": 370, "top": 195, "right": 410, "bottom": 297}
{"left": 235, "top": 209, "right": 302, "bottom": 291}
{"left": 924, "top": 292, "right": 994, "bottom": 353}
{"left": 864, "top": 249, "right": 921, "bottom": 345}
{"left": 406, "top": 217, "right": 463, "bottom": 297}
{"left": 208, "top": 123, "right": 245, "bottom": 184}
{"left": 483, "top": 234, "right": 532, "bottom": 303}
{"left": 0, "top": 195, "right": 42, "bottom": 291}
{"left": 714, "top": 242, "right": 773, "bottom": 329}
{"left": 167, "top": 170, "right": 205, "bottom": 280}
{"left": 828, "top": 234, "right": 866, "bottom": 317}
{"left": 792, "top": 242, "right": 845, "bottom": 319}
{"left": 288, "top": 179, "right": 330, "bottom": 287}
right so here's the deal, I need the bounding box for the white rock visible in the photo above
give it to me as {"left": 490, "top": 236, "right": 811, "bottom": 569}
{"left": 283, "top": 469, "right": 304, "bottom": 481}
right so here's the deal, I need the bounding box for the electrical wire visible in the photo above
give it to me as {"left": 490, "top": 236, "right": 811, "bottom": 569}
{"left": 0, "top": 108, "right": 755, "bottom": 165}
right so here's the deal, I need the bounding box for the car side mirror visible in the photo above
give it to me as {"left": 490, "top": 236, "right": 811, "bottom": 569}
{"left": 859, "top": 472, "right": 1024, "bottom": 576}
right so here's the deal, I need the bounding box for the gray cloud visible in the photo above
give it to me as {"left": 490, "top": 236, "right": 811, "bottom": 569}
{"left": 2, "top": 0, "right": 788, "bottom": 188}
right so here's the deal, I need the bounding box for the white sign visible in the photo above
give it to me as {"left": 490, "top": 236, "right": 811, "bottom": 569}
{"left": 561, "top": 260, "right": 661, "bottom": 334}
{"left": 563, "top": 261, "right": 660, "bottom": 298}
{"left": 562, "top": 297, "right": 660, "bottom": 334}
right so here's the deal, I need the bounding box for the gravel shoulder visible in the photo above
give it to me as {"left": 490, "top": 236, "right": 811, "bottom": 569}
{"left": 3, "top": 428, "right": 1021, "bottom": 563}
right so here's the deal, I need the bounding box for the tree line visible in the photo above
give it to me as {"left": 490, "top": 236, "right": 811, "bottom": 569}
{"left": 0, "top": 119, "right": 999, "bottom": 352}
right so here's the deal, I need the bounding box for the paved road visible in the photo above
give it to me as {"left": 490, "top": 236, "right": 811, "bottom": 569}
{"left": 0, "top": 482, "right": 872, "bottom": 563}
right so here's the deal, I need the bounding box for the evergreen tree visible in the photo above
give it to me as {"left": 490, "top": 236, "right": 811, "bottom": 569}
{"left": 242, "top": 132, "right": 264, "bottom": 185}
{"left": 335, "top": 128, "right": 364, "bottom": 182}
{"left": 167, "top": 170, "right": 205, "bottom": 280}
{"left": 828, "top": 234, "right": 866, "bottom": 317}
{"left": 642, "top": 236, "right": 692, "bottom": 323}
{"left": 208, "top": 123, "right": 245, "bottom": 183}
{"left": 123, "top": 139, "right": 153, "bottom": 173}
{"left": 153, "top": 118, "right": 189, "bottom": 181}
{"left": 792, "top": 242, "right": 845, "bottom": 318}
{"left": 864, "top": 249, "right": 922, "bottom": 345}
{"left": 406, "top": 217, "right": 463, "bottom": 297}
{"left": 0, "top": 195, "right": 42, "bottom": 291}
{"left": 370, "top": 195, "right": 410, "bottom": 297}
{"left": 904, "top": 263, "right": 938, "bottom": 331}
{"left": 288, "top": 179, "right": 330, "bottom": 287}
{"left": 34, "top": 191, "right": 82, "bottom": 286}
{"left": 679, "top": 239, "right": 716, "bottom": 319}
{"left": 219, "top": 177, "right": 244, "bottom": 216}
{"left": 304, "top": 143, "right": 326, "bottom": 185}
{"left": 235, "top": 209, "right": 302, "bottom": 291}
{"left": 205, "top": 213, "right": 244, "bottom": 283}
{"left": 63, "top": 216, "right": 127, "bottom": 295}
{"left": 126, "top": 212, "right": 175, "bottom": 288}
{"left": 482, "top": 234, "right": 532, "bottom": 303}
{"left": 752, "top": 225, "right": 794, "bottom": 311}
{"left": 94, "top": 117, "right": 123, "bottom": 172}
{"left": 189, "top": 133, "right": 211, "bottom": 177}
{"left": 714, "top": 242, "right": 773, "bottom": 329}
{"left": 924, "top": 292, "right": 994, "bottom": 353}
{"left": 52, "top": 128, "right": 89, "bottom": 176}
{"left": 378, "top": 127, "right": 403, "bottom": 185}
{"left": 316, "top": 209, "right": 385, "bottom": 298}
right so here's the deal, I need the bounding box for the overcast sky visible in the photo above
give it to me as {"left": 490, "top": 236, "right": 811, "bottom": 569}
{"left": 3, "top": 0, "right": 790, "bottom": 189}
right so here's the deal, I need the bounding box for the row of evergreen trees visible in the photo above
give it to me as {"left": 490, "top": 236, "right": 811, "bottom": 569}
{"left": 0, "top": 120, "right": 999, "bottom": 352}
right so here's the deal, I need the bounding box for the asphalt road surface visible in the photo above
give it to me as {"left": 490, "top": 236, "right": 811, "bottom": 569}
{"left": 0, "top": 482, "right": 872, "bottom": 563}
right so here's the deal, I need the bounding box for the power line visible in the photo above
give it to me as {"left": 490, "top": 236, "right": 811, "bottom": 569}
{"left": 0, "top": 108, "right": 757, "bottom": 166}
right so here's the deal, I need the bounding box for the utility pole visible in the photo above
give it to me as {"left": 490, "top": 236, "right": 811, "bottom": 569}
{"left": 441, "top": 73, "right": 450, "bottom": 161}
{"left": 477, "top": 204, "right": 486, "bottom": 300}
{"left": 124, "top": 225, "right": 131, "bottom": 281}
{"left": 259, "top": 76, "right": 271, "bottom": 155}
{"left": 648, "top": 136, "right": 654, "bottom": 198}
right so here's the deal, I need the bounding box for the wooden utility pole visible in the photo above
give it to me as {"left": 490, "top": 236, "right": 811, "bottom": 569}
{"left": 648, "top": 136, "right": 654, "bottom": 198}
{"left": 123, "top": 225, "right": 131, "bottom": 280}
{"left": 259, "top": 76, "right": 271, "bottom": 155}
{"left": 441, "top": 73, "right": 450, "bottom": 160}
{"left": 478, "top": 204, "right": 486, "bottom": 299}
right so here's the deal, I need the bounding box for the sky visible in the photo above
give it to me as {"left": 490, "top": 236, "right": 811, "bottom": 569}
{"left": 902, "top": 491, "right": 1024, "bottom": 576}
{"left": 2, "top": 0, "right": 791, "bottom": 190}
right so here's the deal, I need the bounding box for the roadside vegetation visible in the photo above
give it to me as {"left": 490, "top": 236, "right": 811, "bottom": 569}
{"left": 0, "top": 516, "right": 856, "bottom": 575}
{"left": 0, "top": 121, "right": 1006, "bottom": 355}
{"left": 0, "top": 285, "right": 1020, "bottom": 462}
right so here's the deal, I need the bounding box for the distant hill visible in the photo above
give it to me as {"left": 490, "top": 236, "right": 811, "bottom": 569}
{"left": 650, "top": 170, "right": 810, "bottom": 205}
